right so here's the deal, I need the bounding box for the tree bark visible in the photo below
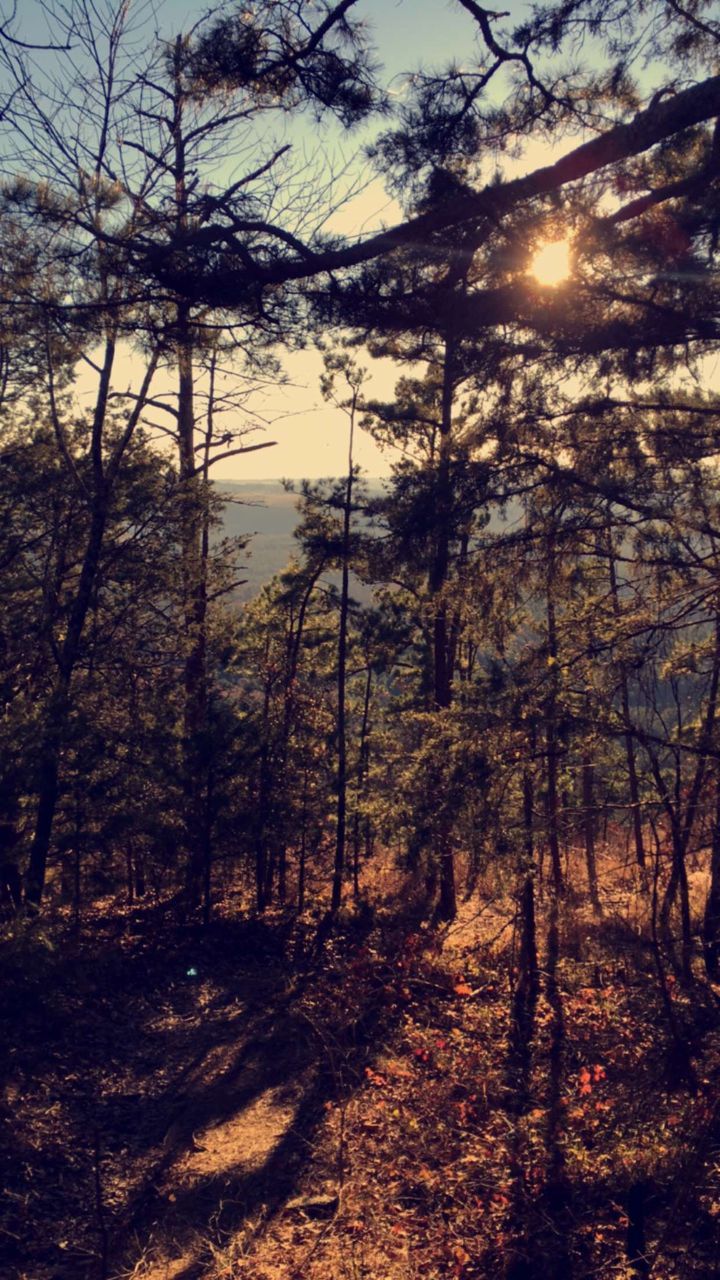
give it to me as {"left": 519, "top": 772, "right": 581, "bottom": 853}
{"left": 352, "top": 665, "right": 373, "bottom": 898}
{"left": 545, "top": 525, "right": 564, "bottom": 898}
{"left": 582, "top": 749, "right": 601, "bottom": 914}
{"left": 660, "top": 608, "right": 720, "bottom": 977}
{"left": 25, "top": 500, "right": 108, "bottom": 909}
{"left": 176, "top": 304, "right": 209, "bottom": 909}
{"left": 255, "top": 634, "right": 273, "bottom": 912}
{"left": 517, "top": 759, "right": 539, "bottom": 1003}
{"left": 331, "top": 408, "right": 356, "bottom": 913}
{"left": 298, "top": 764, "right": 309, "bottom": 913}
{"left": 607, "top": 508, "right": 646, "bottom": 869}
{"left": 432, "top": 332, "right": 458, "bottom": 921}
{"left": 703, "top": 769, "right": 720, "bottom": 980}
{"left": 169, "top": 44, "right": 211, "bottom": 912}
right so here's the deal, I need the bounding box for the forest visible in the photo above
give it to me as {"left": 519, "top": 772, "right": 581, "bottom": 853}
{"left": 2, "top": 1, "right": 720, "bottom": 1277}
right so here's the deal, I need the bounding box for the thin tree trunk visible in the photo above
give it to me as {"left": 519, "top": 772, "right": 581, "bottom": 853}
{"left": 203, "top": 761, "right": 213, "bottom": 926}
{"left": 264, "top": 845, "right": 276, "bottom": 909}
{"left": 331, "top": 537, "right": 350, "bottom": 911}
{"left": 517, "top": 758, "right": 539, "bottom": 1003}
{"left": 274, "top": 567, "right": 323, "bottom": 905}
{"left": 169, "top": 45, "right": 210, "bottom": 911}
{"left": 73, "top": 836, "right": 81, "bottom": 934}
{"left": 278, "top": 842, "right": 287, "bottom": 904}
{"left": 257, "top": 561, "right": 324, "bottom": 910}
{"left": 678, "top": 840, "right": 692, "bottom": 983}
{"left": 649, "top": 817, "right": 697, "bottom": 1088}
{"left": 298, "top": 764, "right": 309, "bottom": 913}
{"left": 23, "top": 49, "right": 157, "bottom": 910}
{"left": 176, "top": 304, "right": 209, "bottom": 908}
{"left": 256, "top": 637, "right": 273, "bottom": 912}
{"left": 582, "top": 749, "right": 601, "bottom": 914}
{"left": 624, "top": 711, "right": 647, "bottom": 871}
{"left": 703, "top": 768, "right": 720, "bottom": 979}
{"left": 72, "top": 782, "right": 83, "bottom": 932}
{"left": 331, "top": 392, "right": 357, "bottom": 913}
{"left": 432, "top": 331, "right": 457, "bottom": 922}
{"left": 25, "top": 501, "right": 108, "bottom": 909}
{"left": 607, "top": 509, "right": 646, "bottom": 869}
{"left": 545, "top": 527, "right": 564, "bottom": 898}
{"left": 352, "top": 665, "right": 372, "bottom": 898}
{"left": 661, "top": 607, "right": 720, "bottom": 975}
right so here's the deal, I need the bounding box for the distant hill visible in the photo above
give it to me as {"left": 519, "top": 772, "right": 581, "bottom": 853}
{"left": 216, "top": 479, "right": 526, "bottom": 602}
{"left": 216, "top": 481, "right": 301, "bottom": 600}
{"left": 216, "top": 480, "right": 385, "bottom": 601}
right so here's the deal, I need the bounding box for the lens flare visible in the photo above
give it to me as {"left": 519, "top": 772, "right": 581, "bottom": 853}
{"left": 530, "top": 239, "right": 571, "bottom": 286}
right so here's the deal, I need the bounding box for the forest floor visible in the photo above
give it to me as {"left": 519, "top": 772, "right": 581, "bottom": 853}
{"left": 3, "top": 850, "right": 720, "bottom": 1280}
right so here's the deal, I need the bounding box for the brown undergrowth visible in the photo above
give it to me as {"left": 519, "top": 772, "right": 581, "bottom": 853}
{"left": 2, "top": 844, "right": 720, "bottom": 1280}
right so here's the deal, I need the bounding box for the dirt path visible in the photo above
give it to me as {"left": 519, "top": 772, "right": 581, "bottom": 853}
{"left": 120, "top": 999, "right": 322, "bottom": 1280}
{"left": 1, "top": 909, "right": 386, "bottom": 1280}
{"left": 1, "top": 915, "right": 323, "bottom": 1280}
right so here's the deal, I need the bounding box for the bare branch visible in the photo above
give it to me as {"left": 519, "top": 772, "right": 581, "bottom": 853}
{"left": 195, "top": 440, "right": 277, "bottom": 475}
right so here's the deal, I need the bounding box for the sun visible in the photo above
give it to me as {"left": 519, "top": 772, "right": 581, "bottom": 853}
{"left": 529, "top": 238, "right": 572, "bottom": 286}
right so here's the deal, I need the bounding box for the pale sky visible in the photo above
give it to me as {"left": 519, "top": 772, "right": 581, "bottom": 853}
{"left": 230, "top": 347, "right": 399, "bottom": 481}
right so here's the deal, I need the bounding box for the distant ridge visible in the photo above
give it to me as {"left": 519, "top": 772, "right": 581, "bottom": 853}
{"left": 215, "top": 479, "right": 523, "bottom": 601}
{"left": 216, "top": 479, "right": 385, "bottom": 600}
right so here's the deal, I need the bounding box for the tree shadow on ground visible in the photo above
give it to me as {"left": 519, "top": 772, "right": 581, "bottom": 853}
{"left": 490, "top": 896, "right": 720, "bottom": 1280}
{"left": 116, "top": 917, "right": 412, "bottom": 1278}
{"left": 126, "top": 1051, "right": 351, "bottom": 1280}
{"left": 0, "top": 905, "right": 411, "bottom": 1280}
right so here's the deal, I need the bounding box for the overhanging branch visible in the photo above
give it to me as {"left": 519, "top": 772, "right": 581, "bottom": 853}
{"left": 165, "top": 73, "right": 720, "bottom": 302}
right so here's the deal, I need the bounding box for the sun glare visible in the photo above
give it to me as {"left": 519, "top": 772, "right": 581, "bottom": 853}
{"left": 530, "top": 238, "right": 572, "bottom": 286}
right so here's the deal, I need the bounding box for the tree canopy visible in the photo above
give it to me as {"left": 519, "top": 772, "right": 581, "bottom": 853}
{"left": 4, "top": 4, "right": 720, "bottom": 1279}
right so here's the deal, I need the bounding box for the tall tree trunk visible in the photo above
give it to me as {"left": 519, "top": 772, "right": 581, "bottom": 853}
{"left": 545, "top": 528, "right": 564, "bottom": 898}
{"left": 606, "top": 511, "right": 646, "bottom": 869}
{"left": 331, "top": 542, "right": 350, "bottom": 911}
{"left": 126, "top": 846, "right": 134, "bottom": 906}
{"left": 277, "top": 842, "right": 287, "bottom": 905}
{"left": 25, "top": 501, "right": 108, "bottom": 909}
{"left": 517, "top": 756, "right": 539, "bottom": 1003}
{"left": 661, "top": 607, "right": 720, "bottom": 977}
{"left": 176, "top": 303, "right": 209, "bottom": 909}
{"left": 431, "top": 332, "right": 457, "bottom": 921}
{"left": 582, "top": 748, "right": 601, "bottom": 914}
{"left": 168, "top": 44, "right": 210, "bottom": 911}
{"left": 298, "top": 764, "right": 309, "bottom": 914}
{"left": 21, "top": 78, "right": 158, "bottom": 910}
{"left": 135, "top": 850, "right": 146, "bottom": 899}
{"left": 202, "top": 757, "right": 213, "bottom": 926}
{"left": 678, "top": 838, "right": 693, "bottom": 983}
{"left": 331, "top": 411, "right": 356, "bottom": 913}
{"left": 703, "top": 768, "right": 720, "bottom": 979}
{"left": 264, "top": 843, "right": 276, "bottom": 908}
{"left": 258, "top": 565, "right": 323, "bottom": 909}
{"left": 623, "top": 701, "right": 647, "bottom": 871}
{"left": 255, "top": 636, "right": 273, "bottom": 912}
{"left": 352, "top": 665, "right": 373, "bottom": 898}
